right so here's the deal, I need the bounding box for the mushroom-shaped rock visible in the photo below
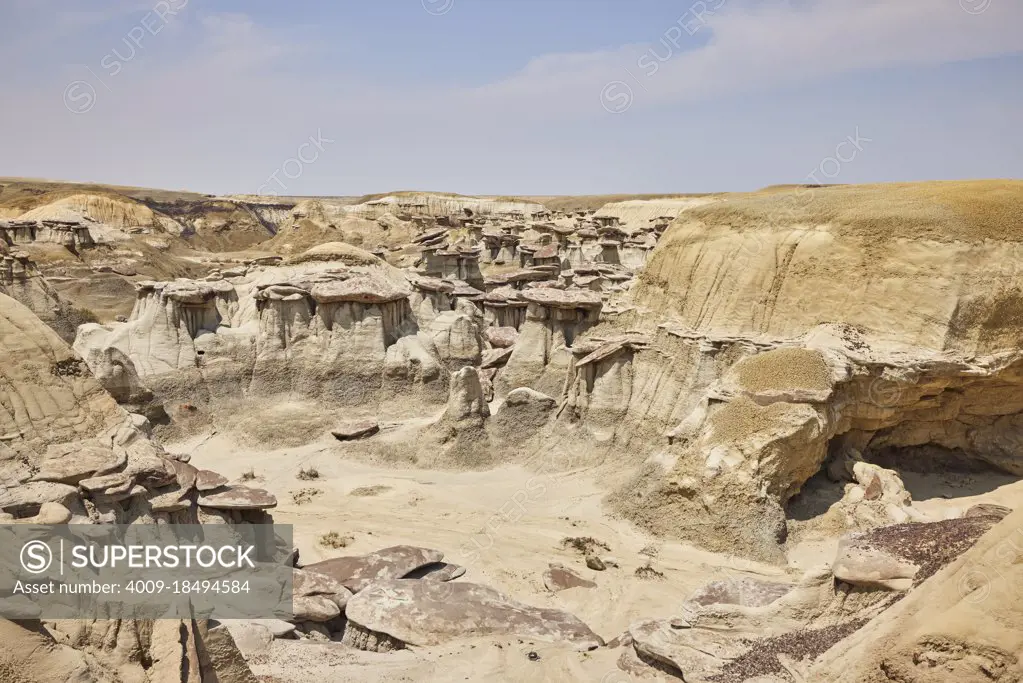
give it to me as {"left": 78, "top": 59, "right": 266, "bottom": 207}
{"left": 543, "top": 564, "right": 596, "bottom": 592}
{"left": 164, "top": 280, "right": 234, "bottom": 304}
{"left": 198, "top": 486, "right": 277, "bottom": 510}
{"left": 519, "top": 287, "right": 602, "bottom": 310}
{"left": 410, "top": 276, "right": 455, "bottom": 294}
{"left": 483, "top": 286, "right": 523, "bottom": 304}
{"left": 301, "top": 545, "right": 444, "bottom": 593}
{"left": 331, "top": 420, "right": 380, "bottom": 442}
{"left": 343, "top": 580, "right": 603, "bottom": 650}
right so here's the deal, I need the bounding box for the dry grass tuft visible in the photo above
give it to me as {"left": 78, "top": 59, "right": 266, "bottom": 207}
{"left": 318, "top": 531, "right": 354, "bottom": 549}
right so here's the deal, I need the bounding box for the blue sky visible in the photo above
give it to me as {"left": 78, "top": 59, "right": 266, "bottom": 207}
{"left": 0, "top": 0, "right": 1020, "bottom": 196}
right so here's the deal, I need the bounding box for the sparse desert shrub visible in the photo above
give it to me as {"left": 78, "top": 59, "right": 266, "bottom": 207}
{"left": 318, "top": 531, "right": 353, "bottom": 549}
{"left": 635, "top": 564, "right": 666, "bottom": 581}
{"left": 561, "top": 536, "right": 611, "bottom": 556}
{"left": 297, "top": 467, "right": 320, "bottom": 481}
{"left": 240, "top": 468, "right": 257, "bottom": 481}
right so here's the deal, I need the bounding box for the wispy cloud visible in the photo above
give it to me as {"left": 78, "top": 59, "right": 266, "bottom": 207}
{"left": 463, "top": 0, "right": 1023, "bottom": 115}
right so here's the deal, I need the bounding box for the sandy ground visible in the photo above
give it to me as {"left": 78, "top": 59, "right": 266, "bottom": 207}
{"left": 182, "top": 431, "right": 788, "bottom": 682}
{"left": 181, "top": 431, "right": 1022, "bottom": 682}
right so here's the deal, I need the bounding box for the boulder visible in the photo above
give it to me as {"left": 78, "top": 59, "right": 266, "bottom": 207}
{"left": 480, "top": 347, "right": 513, "bottom": 369}
{"left": 484, "top": 326, "right": 519, "bottom": 349}
{"left": 292, "top": 595, "right": 341, "bottom": 623}
{"left": 832, "top": 534, "right": 920, "bottom": 591}
{"left": 965, "top": 503, "right": 1012, "bottom": 520}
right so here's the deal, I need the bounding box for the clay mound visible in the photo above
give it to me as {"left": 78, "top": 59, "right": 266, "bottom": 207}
{"left": 285, "top": 241, "right": 381, "bottom": 266}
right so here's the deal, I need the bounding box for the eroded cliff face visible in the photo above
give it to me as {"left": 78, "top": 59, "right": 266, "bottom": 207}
{"left": 561, "top": 181, "right": 1023, "bottom": 560}
{"left": 74, "top": 258, "right": 456, "bottom": 438}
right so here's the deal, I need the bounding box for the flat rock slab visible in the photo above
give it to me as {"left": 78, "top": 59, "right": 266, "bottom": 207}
{"left": 331, "top": 421, "right": 380, "bottom": 441}
{"left": 302, "top": 545, "right": 444, "bottom": 592}
{"left": 345, "top": 579, "right": 604, "bottom": 649}
{"left": 198, "top": 485, "right": 277, "bottom": 510}
{"left": 195, "top": 469, "right": 229, "bottom": 492}
{"left": 403, "top": 562, "right": 466, "bottom": 582}
{"left": 0, "top": 481, "right": 79, "bottom": 514}
{"left": 687, "top": 577, "right": 793, "bottom": 608}
{"left": 481, "top": 347, "right": 514, "bottom": 370}
{"left": 31, "top": 444, "right": 125, "bottom": 484}
{"left": 543, "top": 564, "right": 596, "bottom": 592}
